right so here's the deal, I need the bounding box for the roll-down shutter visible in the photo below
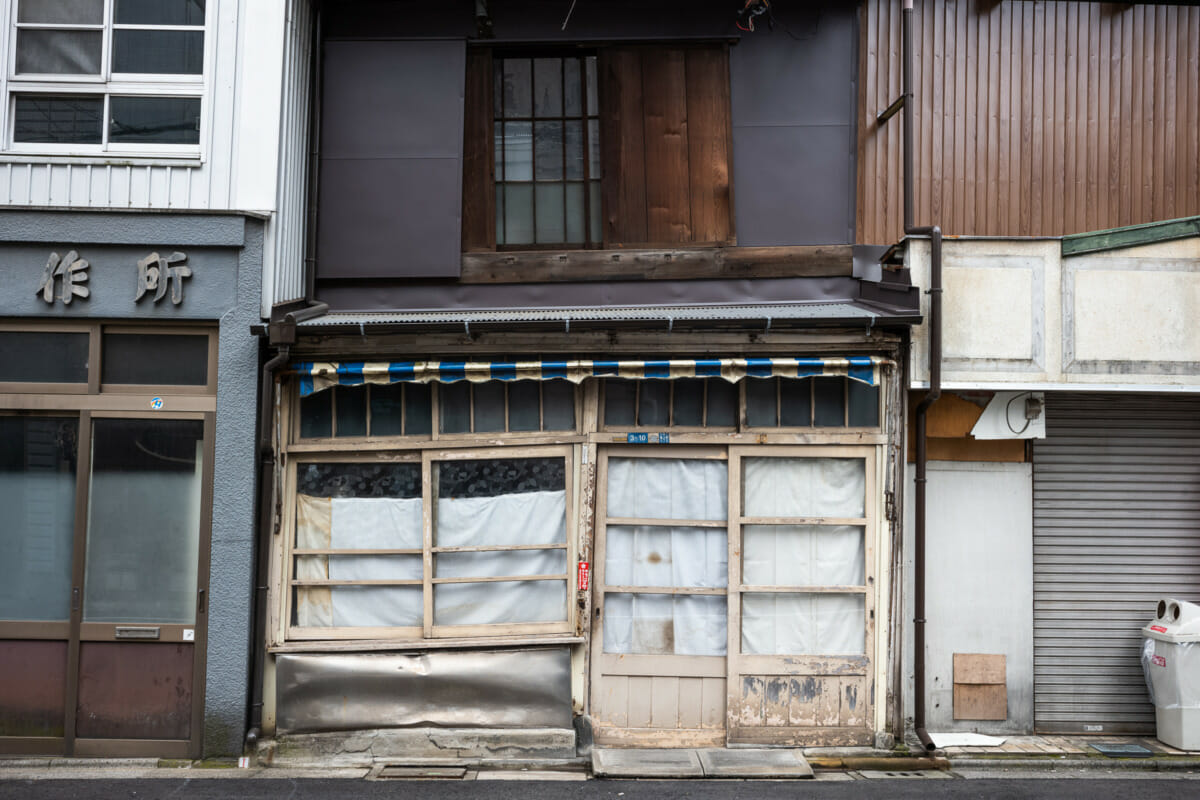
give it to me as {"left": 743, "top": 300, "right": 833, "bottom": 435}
{"left": 1033, "top": 393, "right": 1200, "bottom": 734}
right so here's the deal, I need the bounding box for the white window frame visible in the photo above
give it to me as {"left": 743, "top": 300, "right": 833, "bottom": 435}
{"left": 2, "top": 0, "right": 212, "bottom": 159}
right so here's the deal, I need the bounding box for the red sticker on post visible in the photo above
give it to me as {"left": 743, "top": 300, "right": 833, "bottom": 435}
{"left": 578, "top": 561, "right": 590, "bottom": 592}
{"left": 1153, "top": 655, "right": 1167, "bottom": 667}
{"left": 1151, "top": 625, "right": 1168, "bottom": 633}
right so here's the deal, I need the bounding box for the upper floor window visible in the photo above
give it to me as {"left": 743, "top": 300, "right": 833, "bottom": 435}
{"left": 463, "top": 44, "right": 735, "bottom": 252}
{"left": 494, "top": 55, "right": 601, "bottom": 247}
{"left": 6, "top": 0, "right": 206, "bottom": 154}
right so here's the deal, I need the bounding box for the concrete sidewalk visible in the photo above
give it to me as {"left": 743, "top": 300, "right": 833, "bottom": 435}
{"left": 2, "top": 733, "right": 1198, "bottom": 780}
{"left": 935, "top": 734, "right": 1200, "bottom": 772}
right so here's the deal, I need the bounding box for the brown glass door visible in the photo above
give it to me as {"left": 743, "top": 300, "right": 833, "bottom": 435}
{"left": 0, "top": 413, "right": 211, "bottom": 758}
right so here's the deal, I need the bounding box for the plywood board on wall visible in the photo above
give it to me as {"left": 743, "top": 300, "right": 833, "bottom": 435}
{"left": 953, "top": 653, "right": 1007, "bottom": 721}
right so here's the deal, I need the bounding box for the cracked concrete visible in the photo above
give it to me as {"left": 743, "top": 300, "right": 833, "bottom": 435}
{"left": 260, "top": 728, "right": 578, "bottom": 767}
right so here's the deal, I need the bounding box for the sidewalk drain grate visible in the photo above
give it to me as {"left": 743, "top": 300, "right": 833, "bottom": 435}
{"left": 857, "top": 770, "right": 953, "bottom": 780}
{"left": 1090, "top": 744, "right": 1154, "bottom": 758}
{"left": 375, "top": 766, "right": 468, "bottom": 779}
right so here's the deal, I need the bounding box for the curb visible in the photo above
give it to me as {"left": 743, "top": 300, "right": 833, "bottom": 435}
{"left": 949, "top": 757, "right": 1200, "bottom": 771}
{"left": 809, "top": 757, "right": 951, "bottom": 771}
{"left": 0, "top": 758, "right": 160, "bottom": 769}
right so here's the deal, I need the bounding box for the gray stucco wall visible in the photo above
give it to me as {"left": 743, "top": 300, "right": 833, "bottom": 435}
{"left": 206, "top": 219, "right": 262, "bottom": 755}
{"left": 0, "top": 210, "right": 262, "bottom": 757}
{"left": 904, "top": 461, "right": 1035, "bottom": 734}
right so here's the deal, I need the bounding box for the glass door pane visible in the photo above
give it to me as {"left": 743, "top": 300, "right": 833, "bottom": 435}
{"left": 0, "top": 417, "right": 78, "bottom": 621}
{"left": 83, "top": 419, "right": 203, "bottom": 624}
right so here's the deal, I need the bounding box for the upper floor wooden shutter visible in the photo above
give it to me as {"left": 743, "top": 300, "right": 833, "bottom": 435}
{"left": 600, "top": 44, "right": 735, "bottom": 248}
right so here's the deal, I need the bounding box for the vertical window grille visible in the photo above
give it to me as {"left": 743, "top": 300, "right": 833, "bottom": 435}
{"left": 494, "top": 55, "right": 600, "bottom": 246}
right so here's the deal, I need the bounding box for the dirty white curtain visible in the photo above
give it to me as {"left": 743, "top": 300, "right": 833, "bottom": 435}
{"left": 606, "top": 457, "right": 727, "bottom": 521}
{"left": 739, "top": 457, "right": 867, "bottom": 655}
{"left": 741, "top": 593, "right": 865, "bottom": 655}
{"left": 743, "top": 457, "right": 864, "bottom": 519}
{"left": 295, "top": 489, "right": 568, "bottom": 628}
{"left": 433, "top": 489, "right": 568, "bottom": 626}
{"left": 295, "top": 495, "right": 423, "bottom": 627}
{"left": 603, "top": 458, "right": 729, "bottom": 656}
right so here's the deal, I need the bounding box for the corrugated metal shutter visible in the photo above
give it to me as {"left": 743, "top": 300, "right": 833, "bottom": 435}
{"left": 1033, "top": 393, "right": 1200, "bottom": 734}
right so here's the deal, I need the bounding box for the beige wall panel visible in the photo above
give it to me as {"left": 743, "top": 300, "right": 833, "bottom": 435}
{"left": 908, "top": 236, "right": 1200, "bottom": 388}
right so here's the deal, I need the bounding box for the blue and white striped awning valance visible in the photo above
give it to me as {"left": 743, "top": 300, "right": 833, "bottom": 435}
{"left": 294, "top": 357, "right": 887, "bottom": 397}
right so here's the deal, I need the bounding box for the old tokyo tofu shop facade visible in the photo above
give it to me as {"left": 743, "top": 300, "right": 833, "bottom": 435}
{"left": 254, "top": 0, "right": 921, "bottom": 758}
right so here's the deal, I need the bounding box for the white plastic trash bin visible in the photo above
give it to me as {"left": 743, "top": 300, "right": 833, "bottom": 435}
{"left": 1142, "top": 597, "right": 1200, "bottom": 750}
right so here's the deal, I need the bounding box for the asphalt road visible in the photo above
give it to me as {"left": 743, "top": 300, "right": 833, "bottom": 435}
{"left": 3, "top": 777, "right": 1200, "bottom": 800}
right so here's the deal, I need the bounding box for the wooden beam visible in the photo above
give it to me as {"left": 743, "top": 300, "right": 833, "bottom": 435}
{"left": 460, "top": 245, "right": 854, "bottom": 284}
{"left": 1061, "top": 215, "right": 1200, "bottom": 256}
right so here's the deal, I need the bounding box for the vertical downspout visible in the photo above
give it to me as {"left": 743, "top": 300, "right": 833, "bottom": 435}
{"left": 902, "top": 0, "right": 941, "bottom": 753}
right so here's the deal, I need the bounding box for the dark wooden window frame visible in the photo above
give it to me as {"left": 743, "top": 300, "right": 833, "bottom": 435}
{"left": 492, "top": 51, "right": 601, "bottom": 249}
{"left": 463, "top": 42, "right": 738, "bottom": 258}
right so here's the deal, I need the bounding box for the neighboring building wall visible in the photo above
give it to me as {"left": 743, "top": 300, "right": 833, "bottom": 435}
{"left": 858, "top": 1, "right": 1200, "bottom": 243}
{"left": 906, "top": 233, "right": 1200, "bottom": 390}
{"left": 266, "top": 0, "right": 315, "bottom": 310}
{"left": 0, "top": 0, "right": 286, "bottom": 214}
{"left": 0, "top": 210, "right": 262, "bottom": 757}
{"left": 904, "top": 461, "right": 1034, "bottom": 733}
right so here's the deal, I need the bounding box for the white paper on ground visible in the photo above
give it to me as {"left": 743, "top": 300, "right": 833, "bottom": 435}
{"left": 928, "top": 732, "right": 1008, "bottom": 747}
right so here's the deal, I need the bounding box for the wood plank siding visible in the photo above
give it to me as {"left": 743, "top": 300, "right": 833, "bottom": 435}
{"left": 857, "top": 1, "right": 1200, "bottom": 243}
{"left": 598, "top": 44, "right": 736, "bottom": 248}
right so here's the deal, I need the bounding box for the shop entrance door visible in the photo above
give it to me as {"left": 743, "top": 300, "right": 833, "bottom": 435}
{"left": 589, "top": 445, "right": 877, "bottom": 748}
{"left": 590, "top": 447, "right": 730, "bottom": 747}
{"left": 0, "top": 414, "right": 211, "bottom": 758}
{"left": 724, "top": 447, "right": 876, "bottom": 747}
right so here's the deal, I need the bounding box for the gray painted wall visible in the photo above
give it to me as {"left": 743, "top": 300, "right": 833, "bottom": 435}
{"left": 316, "top": 0, "right": 857, "bottom": 291}
{"left": 904, "top": 461, "right": 1035, "bottom": 734}
{"left": 0, "top": 210, "right": 262, "bottom": 757}
{"left": 730, "top": 2, "right": 856, "bottom": 246}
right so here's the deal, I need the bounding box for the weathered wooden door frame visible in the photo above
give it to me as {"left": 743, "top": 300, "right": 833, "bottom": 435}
{"left": 724, "top": 445, "right": 876, "bottom": 747}
{"left": 588, "top": 445, "right": 728, "bottom": 747}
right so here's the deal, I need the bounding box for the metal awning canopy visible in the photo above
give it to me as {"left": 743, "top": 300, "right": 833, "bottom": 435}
{"left": 290, "top": 300, "right": 921, "bottom": 333}
{"left": 294, "top": 357, "right": 890, "bottom": 397}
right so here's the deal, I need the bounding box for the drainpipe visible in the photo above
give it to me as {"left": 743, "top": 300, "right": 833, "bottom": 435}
{"left": 902, "top": 0, "right": 942, "bottom": 754}
{"left": 245, "top": 0, "right": 327, "bottom": 753}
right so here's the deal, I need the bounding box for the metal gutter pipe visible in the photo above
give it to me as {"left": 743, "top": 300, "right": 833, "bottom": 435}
{"left": 903, "top": 0, "right": 942, "bottom": 754}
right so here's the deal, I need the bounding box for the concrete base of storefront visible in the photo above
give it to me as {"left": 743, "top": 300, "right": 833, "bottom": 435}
{"left": 257, "top": 728, "right": 578, "bottom": 768}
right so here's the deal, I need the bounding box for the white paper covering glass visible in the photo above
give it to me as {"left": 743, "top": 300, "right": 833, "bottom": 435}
{"left": 742, "top": 525, "right": 864, "bottom": 586}
{"left": 607, "top": 457, "right": 727, "bottom": 521}
{"left": 603, "top": 458, "right": 729, "bottom": 656}
{"left": 741, "top": 593, "right": 865, "bottom": 655}
{"left": 743, "top": 457, "right": 865, "bottom": 518}
{"left": 295, "top": 478, "right": 569, "bottom": 628}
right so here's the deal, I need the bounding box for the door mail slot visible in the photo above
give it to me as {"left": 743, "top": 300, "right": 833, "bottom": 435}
{"left": 115, "top": 627, "right": 161, "bottom": 640}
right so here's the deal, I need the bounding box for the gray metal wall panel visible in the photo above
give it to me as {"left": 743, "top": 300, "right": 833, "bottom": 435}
{"left": 325, "top": 0, "right": 734, "bottom": 42}
{"left": 270, "top": 0, "right": 315, "bottom": 307}
{"left": 732, "top": 125, "right": 852, "bottom": 247}
{"left": 730, "top": 2, "right": 855, "bottom": 246}
{"left": 275, "top": 648, "right": 572, "bottom": 734}
{"left": 316, "top": 40, "right": 465, "bottom": 279}
{"left": 1032, "top": 394, "right": 1200, "bottom": 734}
